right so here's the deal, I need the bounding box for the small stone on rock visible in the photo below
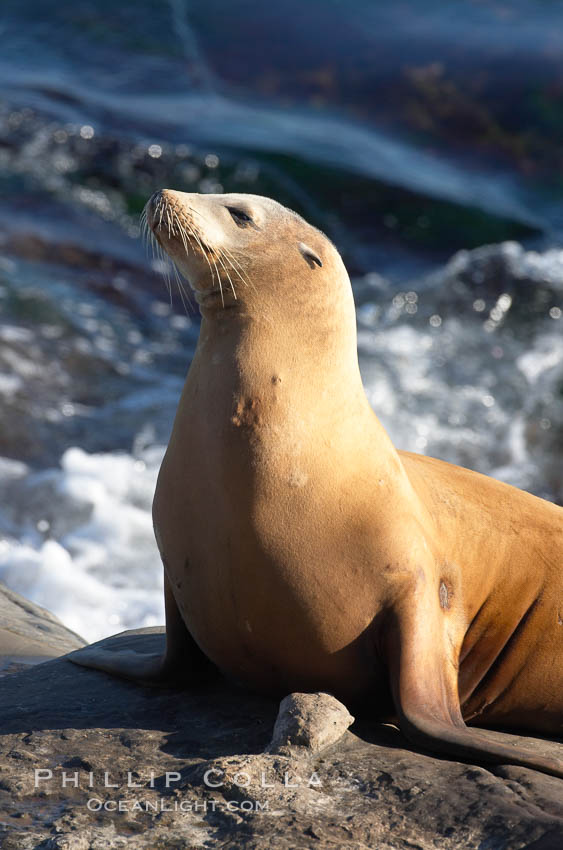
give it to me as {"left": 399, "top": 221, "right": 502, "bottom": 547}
{"left": 266, "top": 692, "right": 355, "bottom": 755}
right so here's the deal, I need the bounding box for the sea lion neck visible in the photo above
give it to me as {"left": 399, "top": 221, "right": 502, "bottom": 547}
{"left": 196, "top": 303, "right": 367, "bottom": 419}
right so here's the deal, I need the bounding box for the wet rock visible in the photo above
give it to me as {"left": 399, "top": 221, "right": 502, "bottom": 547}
{"left": 0, "top": 628, "right": 562, "bottom": 848}
{"left": 446, "top": 242, "right": 563, "bottom": 294}
{"left": 436, "top": 241, "right": 563, "bottom": 323}
{"left": 0, "top": 582, "right": 85, "bottom": 676}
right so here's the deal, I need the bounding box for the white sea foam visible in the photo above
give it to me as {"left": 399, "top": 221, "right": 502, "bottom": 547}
{"left": 0, "top": 446, "right": 165, "bottom": 642}
{"left": 0, "top": 373, "right": 22, "bottom": 395}
{"left": 358, "top": 313, "right": 563, "bottom": 498}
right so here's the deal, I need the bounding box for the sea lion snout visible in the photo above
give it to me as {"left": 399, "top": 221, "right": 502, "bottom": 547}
{"left": 143, "top": 190, "right": 218, "bottom": 294}
{"left": 146, "top": 189, "right": 186, "bottom": 232}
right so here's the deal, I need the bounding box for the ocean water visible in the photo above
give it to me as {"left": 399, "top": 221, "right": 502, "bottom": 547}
{"left": 0, "top": 1, "right": 562, "bottom": 642}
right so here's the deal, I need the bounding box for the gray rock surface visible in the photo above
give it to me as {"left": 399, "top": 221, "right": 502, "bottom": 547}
{"left": 0, "top": 582, "right": 85, "bottom": 676}
{"left": 0, "top": 628, "right": 562, "bottom": 849}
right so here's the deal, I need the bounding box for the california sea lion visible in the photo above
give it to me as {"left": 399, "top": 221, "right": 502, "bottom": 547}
{"left": 71, "top": 190, "right": 563, "bottom": 778}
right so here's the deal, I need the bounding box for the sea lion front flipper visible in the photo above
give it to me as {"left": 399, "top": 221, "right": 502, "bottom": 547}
{"left": 387, "top": 605, "right": 563, "bottom": 779}
{"left": 68, "top": 573, "right": 214, "bottom": 686}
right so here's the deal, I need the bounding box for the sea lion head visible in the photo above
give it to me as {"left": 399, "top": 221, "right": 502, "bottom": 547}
{"left": 144, "top": 190, "right": 353, "bottom": 319}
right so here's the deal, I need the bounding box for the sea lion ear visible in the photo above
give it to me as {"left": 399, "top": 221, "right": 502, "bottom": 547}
{"left": 298, "top": 242, "right": 323, "bottom": 268}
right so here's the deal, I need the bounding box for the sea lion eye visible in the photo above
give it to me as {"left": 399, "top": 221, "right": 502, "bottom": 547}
{"left": 227, "top": 207, "right": 253, "bottom": 226}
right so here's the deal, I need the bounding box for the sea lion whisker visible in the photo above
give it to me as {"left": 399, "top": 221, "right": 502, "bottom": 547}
{"left": 164, "top": 244, "right": 190, "bottom": 313}
{"left": 216, "top": 242, "right": 255, "bottom": 293}
{"left": 146, "top": 222, "right": 155, "bottom": 258}
{"left": 139, "top": 206, "right": 151, "bottom": 252}
{"left": 171, "top": 208, "right": 181, "bottom": 239}
{"left": 172, "top": 222, "right": 197, "bottom": 314}
{"left": 172, "top": 263, "right": 193, "bottom": 316}
{"left": 139, "top": 207, "right": 147, "bottom": 239}
{"left": 177, "top": 218, "right": 191, "bottom": 255}
{"left": 139, "top": 208, "right": 173, "bottom": 304}
{"left": 151, "top": 232, "right": 160, "bottom": 264}
{"left": 156, "top": 240, "right": 173, "bottom": 302}
{"left": 145, "top": 225, "right": 155, "bottom": 259}
{"left": 184, "top": 216, "right": 239, "bottom": 299}
{"left": 219, "top": 246, "right": 251, "bottom": 290}
{"left": 183, "top": 218, "right": 222, "bottom": 295}
{"left": 178, "top": 278, "right": 195, "bottom": 313}
{"left": 142, "top": 222, "right": 150, "bottom": 253}
{"left": 182, "top": 218, "right": 228, "bottom": 304}
{"left": 140, "top": 218, "right": 148, "bottom": 252}
{"left": 212, "top": 253, "right": 225, "bottom": 307}
{"left": 159, "top": 212, "right": 192, "bottom": 311}
{"left": 211, "top": 246, "right": 238, "bottom": 300}
{"left": 193, "top": 237, "right": 225, "bottom": 307}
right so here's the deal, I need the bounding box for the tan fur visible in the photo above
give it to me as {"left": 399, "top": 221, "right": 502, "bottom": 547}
{"left": 71, "top": 191, "right": 563, "bottom": 778}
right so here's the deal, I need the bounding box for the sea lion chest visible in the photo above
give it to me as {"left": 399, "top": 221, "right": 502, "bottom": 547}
{"left": 152, "top": 387, "right": 380, "bottom": 700}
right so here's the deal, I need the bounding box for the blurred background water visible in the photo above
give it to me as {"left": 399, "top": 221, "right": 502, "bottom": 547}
{"left": 0, "top": 0, "right": 562, "bottom": 641}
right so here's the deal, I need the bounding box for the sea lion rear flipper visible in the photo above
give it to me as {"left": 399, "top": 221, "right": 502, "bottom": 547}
{"left": 68, "top": 573, "right": 214, "bottom": 686}
{"left": 388, "top": 607, "right": 563, "bottom": 779}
